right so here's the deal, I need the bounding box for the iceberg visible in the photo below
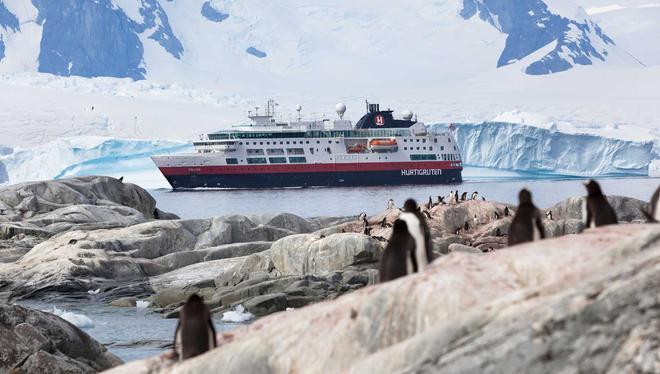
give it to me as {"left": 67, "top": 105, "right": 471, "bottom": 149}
{"left": 0, "top": 136, "right": 191, "bottom": 187}
{"left": 429, "top": 122, "right": 657, "bottom": 176}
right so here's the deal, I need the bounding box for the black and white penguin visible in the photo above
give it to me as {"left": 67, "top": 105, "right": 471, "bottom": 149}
{"left": 379, "top": 220, "right": 415, "bottom": 282}
{"left": 437, "top": 196, "right": 445, "bottom": 205}
{"left": 118, "top": 176, "right": 124, "bottom": 183}
{"left": 471, "top": 191, "right": 478, "bottom": 200}
{"left": 363, "top": 226, "right": 372, "bottom": 235}
{"left": 482, "top": 196, "right": 486, "bottom": 201}
{"left": 358, "top": 212, "right": 367, "bottom": 222}
{"left": 423, "top": 210, "right": 432, "bottom": 219}
{"left": 387, "top": 199, "right": 396, "bottom": 210}
{"left": 464, "top": 221, "right": 469, "bottom": 231}
{"left": 504, "top": 206, "right": 510, "bottom": 217}
{"left": 427, "top": 196, "right": 433, "bottom": 210}
{"left": 545, "top": 210, "right": 553, "bottom": 220}
{"left": 460, "top": 192, "right": 468, "bottom": 201}
{"left": 494, "top": 211, "right": 500, "bottom": 220}
{"left": 583, "top": 180, "right": 618, "bottom": 228}
{"left": 174, "top": 294, "right": 216, "bottom": 361}
{"left": 644, "top": 185, "right": 660, "bottom": 223}
{"left": 455, "top": 227, "right": 462, "bottom": 235}
{"left": 399, "top": 199, "right": 433, "bottom": 273}
{"left": 508, "top": 189, "right": 545, "bottom": 246}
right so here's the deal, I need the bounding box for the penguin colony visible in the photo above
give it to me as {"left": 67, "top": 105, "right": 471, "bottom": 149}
{"left": 171, "top": 181, "right": 658, "bottom": 359}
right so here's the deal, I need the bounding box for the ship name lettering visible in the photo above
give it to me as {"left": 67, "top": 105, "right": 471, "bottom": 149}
{"left": 401, "top": 169, "right": 441, "bottom": 176}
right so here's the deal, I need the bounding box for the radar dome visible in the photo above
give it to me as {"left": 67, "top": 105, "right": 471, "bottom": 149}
{"left": 335, "top": 103, "right": 347, "bottom": 119}
{"left": 401, "top": 109, "right": 413, "bottom": 120}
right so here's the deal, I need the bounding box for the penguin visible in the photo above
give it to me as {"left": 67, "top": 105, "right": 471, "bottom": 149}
{"left": 387, "top": 199, "right": 395, "bottom": 210}
{"left": 423, "top": 210, "right": 432, "bottom": 219}
{"left": 341, "top": 229, "right": 346, "bottom": 233}
{"left": 508, "top": 189, "right": 545, "bottom": 246}
{"left": 362, "top": 215, "right": 369, "bottom": 228}
{"left": 319, "top": 234, "right": 326, "bottom": 239}
{"left": 357, "top": 212, "right": 367, "bottom": 222}
{"left": 471, "top": 191, "right": 478, "bottom": 200}
{"left": 438, "top": 196, "right": 445, "bottom": 205}
{"left": 174, "top": 294, "right": 216, "bottom": 361}
{"left": 644, "top": 184, "right": 660, "bottom": 223}
{"left": 399, "top": 199, "right": 433, "bottom": 273}
{"left": 504, "top": 206, "right": 510, "bottom": 217}
{"left": 427, "top": 196, "right": 433, "bottom": 210}
{"left": 118, "top": 176, "right": 124, "bottom": 183}
{"left": 495, "top": 228, "right": 502, "bottom": 237}
{"left": 464, "top": 221, "right": 469, "bottom": 231}
{"left": 363, "top": 226, "right": 372, "bottom": 235}
{"left": 448, "top": 191, "right": 455, "bottom": 204}
{"left": 460, "top": 192, "right": 468, "bottom": 201}
{"left": 482, "top": 196, "right": 486, "bottom": 201}
{"left": 379, "top": 220, "right": 415, "bottom": 283}
{"left": 494, "top": 211, "right": 500, "bottom": 220}
{"left": 454, "top": 227, "right": 462, "bottom": 235}
{"left": 583, "top": 180, "right": 618, "bottom": 228}
{"left": 473, "top": 214, "right": 479, "bottom": 226}
{"left": 379, "top": 217, "right": 392, "bottom": 228}
{"left": 545, "top": 210, "right": 553, "bottom": 220}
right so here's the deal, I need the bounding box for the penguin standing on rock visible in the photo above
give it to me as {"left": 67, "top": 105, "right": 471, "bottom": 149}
{"left": 583, "top": 180, "right": 618, "bottom": 228}
{"left": 508, "top": 189, "right": 545, "bottom": 246}
{"left": 504, "top": 206, "right": 510, "bottom": 217}
{"left": 174, "top": 294, "right": 217, "bottom": 361}
{"left": 471, "top": 191, "right": 479, "bottom": 200}
{"left": 460, "top": 192, "right": 468, "bottom": 201}
{"left": 545, "top": 210, "right": 553, "bottom": 220}
{"left": 399, "top": 199, "right": 433, "bottom": 273}
{"left": 644, "top": 185, "right": 660, "bottom": 223}
{"left": 379, "top": 220, "right": 415, "bottom": 282}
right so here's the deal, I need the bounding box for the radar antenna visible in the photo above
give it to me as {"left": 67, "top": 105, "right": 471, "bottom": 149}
{"left": 296, "top": 105, "right": 302, "bottom": 122}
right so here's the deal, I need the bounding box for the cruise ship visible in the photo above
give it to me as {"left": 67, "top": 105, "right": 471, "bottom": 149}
{"left": 152, "top": 101, "right": 463, "bottom": 189}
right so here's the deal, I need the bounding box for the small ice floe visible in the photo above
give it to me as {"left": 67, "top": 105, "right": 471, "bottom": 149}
{"left": 87, "top": 288, "right": 101, "bottom": 295}
{"left": 51, "top": 307, "right": 95, "bottom": 329}
{"left": 286, "top": 307, "right": 295, "bottom": 312}
{"left": 136, "top": 300, "right": 150, "bottom": 309}
{"left": 221, "top": 304, "right": 254, "bottom": 323}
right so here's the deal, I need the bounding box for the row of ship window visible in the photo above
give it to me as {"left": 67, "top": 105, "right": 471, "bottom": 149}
{"left": 202, "top": 136, "right": 451, "bottom": 147}
{"left": 208, "top": 129, "right": 413, "bottom": 140}
{"left": 226, "top": 154, "right": 459, "bottom": 164}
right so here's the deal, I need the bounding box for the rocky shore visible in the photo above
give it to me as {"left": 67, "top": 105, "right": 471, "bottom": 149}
{"left": 0, "top": 176, "right": 656, "bottom": 373}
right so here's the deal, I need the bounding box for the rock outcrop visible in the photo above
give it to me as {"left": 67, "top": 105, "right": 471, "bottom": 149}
{"left": 106, "top": 224, "right": 660, "bottom": 374}
{"left": 0, "top": 303, "right": 122, "bottom": 373}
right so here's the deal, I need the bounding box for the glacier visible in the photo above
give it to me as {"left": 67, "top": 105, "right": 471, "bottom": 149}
{"left": 0, "top": 136, "right": 191, "bottom": 186}
{"left": 429, "top": 122, "right": 658, "bottom": 176}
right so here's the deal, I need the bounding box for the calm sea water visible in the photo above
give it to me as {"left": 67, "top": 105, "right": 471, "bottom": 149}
{"left": 152, "top": 171, "right": 660, "bottom": 219}
{"left": 18, "top": 300, "right": 240, "bottom": 362}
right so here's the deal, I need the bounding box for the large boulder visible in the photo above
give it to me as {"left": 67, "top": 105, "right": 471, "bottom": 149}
{"left": 0, "top": 176, "right": 178, "bottom": 240}
{"left": 0, "top": 176, "right": 159, "bottom": 219}
{"left": 106, "top": 224, "right": 660, "bottom": 374}
{"left": 0, "top": 214, "right": 297, "bottom": 299}
{"left": 269, "top": 233, "right": 382, "bottom": 276}
{"left": 550, "top": 195, "right": 648, "bottom": 222}
{"left": 0, "top": 303, "right": 122, "bottom": 373}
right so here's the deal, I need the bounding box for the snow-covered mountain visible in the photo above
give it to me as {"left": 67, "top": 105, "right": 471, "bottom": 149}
{"left": 0, "top": 0, "right": 640, "bottom": 85}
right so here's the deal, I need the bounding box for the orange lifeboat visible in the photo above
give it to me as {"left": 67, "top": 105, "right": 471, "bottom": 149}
{"left": 369, "top": 138, "right": 398, "bottom": 152}
{"left": 347, "top": 143, "right": 367, "bottom": 153}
